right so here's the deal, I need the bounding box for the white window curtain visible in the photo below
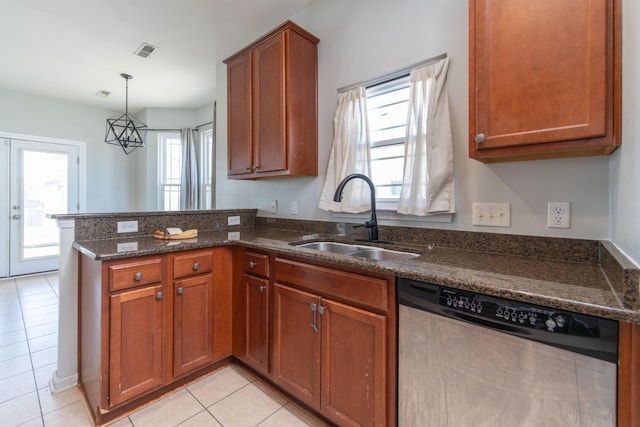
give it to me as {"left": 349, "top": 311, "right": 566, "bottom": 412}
{"left": 318, "top": 87, "right": 372, "bottom": 213}
{"left": 180, "top": 128, "right": 199, "bottom": 210}
{"left": 397, "top": 58, "right": 455, "bottom": 216}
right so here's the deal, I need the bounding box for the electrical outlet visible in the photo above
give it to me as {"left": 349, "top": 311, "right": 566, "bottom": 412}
{"left": 227, "top": 216, "right": 240, "bottom": 226}
{"left": 290, "top": 201, "right": 298, "bottom": 215}
{"left": 270, "top": 200, "right": 278, "bottom": 214}
{"left": 117, "top": 220, "right": 138, "bottom": 233}
{"left": 472, "top": 203, "right": 511, "bottom": 227}
{"left": 547, "top": 202, "right": 570, "bottom": 228}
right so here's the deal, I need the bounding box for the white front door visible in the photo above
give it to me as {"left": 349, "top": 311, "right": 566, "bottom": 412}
{"left": 8, "top": 139, "right": 79, "bottom": 276}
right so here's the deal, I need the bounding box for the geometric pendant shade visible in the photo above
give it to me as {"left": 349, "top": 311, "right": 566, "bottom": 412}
{"left": 105, "top": 73, "right": 147, "bottom": 155}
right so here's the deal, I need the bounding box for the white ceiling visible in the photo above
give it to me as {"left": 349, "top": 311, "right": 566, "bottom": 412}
{"left": 0, "top": 0, "right": 315, "bottom": 111}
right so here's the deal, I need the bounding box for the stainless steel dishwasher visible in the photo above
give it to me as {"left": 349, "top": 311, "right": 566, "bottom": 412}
{"left": 397, "top": 278, "right": 618, "bottom": 426}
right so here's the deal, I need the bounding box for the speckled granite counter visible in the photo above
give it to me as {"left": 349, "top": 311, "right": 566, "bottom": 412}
{"left": 73, "top": 225, "right": 640, "bottom": 324}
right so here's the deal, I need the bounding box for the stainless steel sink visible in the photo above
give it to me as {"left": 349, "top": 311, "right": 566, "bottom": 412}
{"left": 296, "top": 241, "right": 371, "bottom": 254}
{"left": 296, "top": 241, "right": 420, "bottom": 261}
{"left": 347, "top": 249, "right": 420, "bottom": 261}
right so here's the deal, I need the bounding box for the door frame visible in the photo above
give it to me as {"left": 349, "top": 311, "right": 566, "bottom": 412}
{"left": 0, "top": 131, "right": 86, "bottom": 277}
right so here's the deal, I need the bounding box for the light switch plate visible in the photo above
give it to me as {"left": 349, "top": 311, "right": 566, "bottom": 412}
{"left": 117, "top": 242, "right": 138, "bottom": 252}
{"left": 472, "top": 203, "right": 511, "bottom": 227}
{"left": 117, "top": 221, "right": 138, "bottom": 233}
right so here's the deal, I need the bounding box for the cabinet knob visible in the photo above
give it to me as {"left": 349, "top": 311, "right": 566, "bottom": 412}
{"left": 248, "top": 261, "right": 257, "bottom": 268}
{"left": 156, "top": 291, "right": 164, "bottom": 300}
{"left": 475, "top": 133, "right": 486, "bottom": 143}
{"left": 258, "top": 285, "right": 265, "bottom": 293}
{"left": 177, "top": 287, "right": 184, "bottom": 295}
{"left": 134, "top": 272, "right": 143, "bottom": 281}
{"left": 192, "top": 262, "right": 200, "bottom": 271}
{"left": 254, "top": 165, "right": 260, "bottom": 170}
{"left": 245, "top": 166, "right": 251, "bottom": 171}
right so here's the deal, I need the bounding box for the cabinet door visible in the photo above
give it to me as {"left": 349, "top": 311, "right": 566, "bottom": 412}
{"left": 252, "top": 31, "right": 287, "bottom": 174}
{"left": 244, "top": 274, "right": 269, "bottom": 374}
{"left": 109, "top": 284, "right": 164, "bottom": 407}
{"left": 272, "top": 283, "right": 321, "bottom": 409}
{"left": 470, "top": 0, "right": 619, "bottom": 161}
{"left": 321, "top": 299, "right": 386, "bottom": 427}
{"left": 227, "top": 51, "right": 253, "bottom": 176}
{"left": 173, "top": 274, "right": 214, "bottom": 377}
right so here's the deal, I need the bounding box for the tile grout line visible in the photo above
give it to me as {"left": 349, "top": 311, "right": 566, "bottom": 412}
{"left": 16, "top": 275, "right": 60, "bottom": 426}
{"left": 16, "top": 279, "right": 47, "bottom": 426}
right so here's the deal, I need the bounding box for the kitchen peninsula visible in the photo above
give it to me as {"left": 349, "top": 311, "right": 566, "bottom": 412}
{"left": 56, "top": 209, "right": 640, "bottom": 425}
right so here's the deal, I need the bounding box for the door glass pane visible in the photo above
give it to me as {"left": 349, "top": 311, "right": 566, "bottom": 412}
{"left": 22, "top": 150, "right": 68, "bottom": 259}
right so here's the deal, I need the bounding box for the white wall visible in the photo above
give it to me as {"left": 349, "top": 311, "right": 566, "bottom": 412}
{"left": 215, "top": 0, "right": 612, "bottom": 241}
{"left": 611, "top": 0, "right": 640, "bottom": 266}
{"left": 0, "top": 87, "right": 135, "bottom": 212}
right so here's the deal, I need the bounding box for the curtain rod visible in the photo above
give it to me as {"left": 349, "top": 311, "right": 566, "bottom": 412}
{"left": 147, "top": 121, "right": 214, "bottom": 132}
{"left": 337, "top": 52, "right": 448, "bottom": 93}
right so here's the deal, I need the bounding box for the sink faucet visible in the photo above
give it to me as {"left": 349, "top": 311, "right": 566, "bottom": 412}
{"left": 333, "top": 173, "right": 380, "bottom": 242}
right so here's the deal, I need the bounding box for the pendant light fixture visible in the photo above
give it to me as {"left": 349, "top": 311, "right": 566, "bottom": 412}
{"left": 105, "top": 73, "right": 147, "bottom": 155}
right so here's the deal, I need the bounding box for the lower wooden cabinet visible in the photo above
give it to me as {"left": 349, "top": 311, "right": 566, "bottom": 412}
{"left": 108, "top": 283, "right": 164, "bottom": 406}
{"left": 321, "top": 298, "right": 386, "bottom": 426}
{"left": 272, "top": 284, "right": 322, "bottom": 408}
{"left": 78, "top": 248, "right": 232, "bottom": 425}
{"left": 618, "top": 322, "right": 640, "bottom": 427}
{"left": 172, "top": 273, "right": 215, "bottom": 377}
{"left": 243, "top": 274, "right": 269, "bottom": 373}
{"left": 271, "top": 257, "right": 395, "bottom": 427}
{"left": 237, "top": 250, "right": 271, "bottom": 375}
{"left": 79, "top": 246, "right": 393, "bottom": 426}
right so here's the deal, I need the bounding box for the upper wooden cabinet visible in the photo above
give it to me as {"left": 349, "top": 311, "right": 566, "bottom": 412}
{"left": 469, "top": 0, "right": 621, "bottom": 162}
{"left": 224, "top": 20, "right": 319, "bottom": 178}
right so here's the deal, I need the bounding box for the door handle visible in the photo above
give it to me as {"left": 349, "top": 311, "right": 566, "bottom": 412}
{"left": 11, "top": 215, "right": 21, "bottom": 220}
{"left": 310, "top": 303, "right": 319, "bottom": 332}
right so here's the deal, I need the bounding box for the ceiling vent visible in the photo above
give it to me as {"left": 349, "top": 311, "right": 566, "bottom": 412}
{"left": 95, "top": 89, "right": 110, "bottom": 98}
{"left": 134, "top": 42, "right": 157, "bottom": 58}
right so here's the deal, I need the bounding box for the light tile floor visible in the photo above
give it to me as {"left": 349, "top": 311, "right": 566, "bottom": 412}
{"left": 0, "top": 273, "right": 328, "bottom": 427}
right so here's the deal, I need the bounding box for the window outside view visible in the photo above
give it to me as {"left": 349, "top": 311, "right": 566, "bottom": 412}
{"left": 158, "top": 129, "right": 214, "bottom": 211}
{"left": 366, "top": 76, "right": 410, "bottom": 208}
{"left": 22, "top": 150, "right": 68, "bottom": 259}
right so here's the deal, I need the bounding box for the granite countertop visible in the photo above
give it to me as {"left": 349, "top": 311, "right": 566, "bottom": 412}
{"left": 73, "top": 226, "right": 639, "bottom": 324}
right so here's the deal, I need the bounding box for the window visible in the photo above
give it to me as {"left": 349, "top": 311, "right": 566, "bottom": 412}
{"left": 158, "top": 129, "right": 215, "bottom": 211}
{"left": 200, "top": 129, "right": 214, "bottom": 209}
{"left": 366, "top": 75, "right": 410, "bottom": 210}
{"left": 158, "top": 132, "right": 182, "bottom": 211}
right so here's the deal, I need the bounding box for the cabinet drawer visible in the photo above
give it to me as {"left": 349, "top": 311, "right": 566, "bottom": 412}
{"left": 244, "top": 251, "right": 270, "bottom": 278}
{"left": 108, "top": 257, "right": 164, "bottom": 291}
{"left": 173, "top": 250, "right": 214, "bottom": 279}
{"left": 274, "top": 257, "right": 388, "bottom": 312}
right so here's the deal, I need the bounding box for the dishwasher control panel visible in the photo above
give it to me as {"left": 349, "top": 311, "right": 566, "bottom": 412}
{"left": 397, "top": 278, "right": 619, "bottom": 363}
{"left": 439, "top": 287, "right": 598, "bottom": 337}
